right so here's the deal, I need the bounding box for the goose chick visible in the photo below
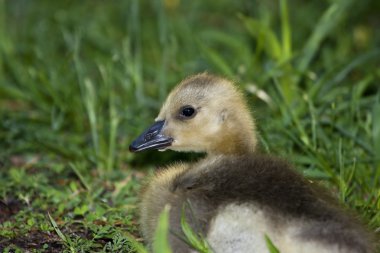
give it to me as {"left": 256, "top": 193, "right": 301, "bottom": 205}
{"left": 130, "top": 73, "right": 373, "bottom": 253}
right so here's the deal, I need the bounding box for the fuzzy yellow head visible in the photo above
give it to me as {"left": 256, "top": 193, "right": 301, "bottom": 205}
{"left": 130, "top": 73, "right": 257, "bottom": 155}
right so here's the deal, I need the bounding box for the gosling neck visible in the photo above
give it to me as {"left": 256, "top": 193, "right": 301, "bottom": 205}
{"left": 206, "top": 129, "right": 256, "bottom": 157}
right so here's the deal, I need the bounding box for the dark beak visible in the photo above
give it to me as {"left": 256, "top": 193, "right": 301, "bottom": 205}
{"left": 129, "top": 120, "right": 173, "bottom": 152}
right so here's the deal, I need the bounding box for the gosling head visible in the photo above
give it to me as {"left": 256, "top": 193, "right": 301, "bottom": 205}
{"left": 129, "top": 73, "right": 257, "bottom": 155}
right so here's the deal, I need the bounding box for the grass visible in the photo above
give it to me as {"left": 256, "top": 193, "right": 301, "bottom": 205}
{"left": 0, "top": 0, "right": 379, "bottom": 252}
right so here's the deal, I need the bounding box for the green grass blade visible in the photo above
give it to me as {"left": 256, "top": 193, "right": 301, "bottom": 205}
{"left": 128, "top": 0, "right": 144, "bottom": 104}
{"left": 48, "top": 212, "right": 75, "bottom": 253}
{"left": 153, "top": 205, "right": 173, "bottom": 253}
{"left": 122, "top": 231, "right": 148, "bottom": 253}
{"left": 296, "top": 0, "right": 354, "bottom": 79}
{"left": 69, "top": 162, "right": 91, "bottom": 191}
{"left": 0, "top": 0, "right": 5, "bottom": 82}
{"left": 239, "top": 14, "right": 282, "bottom": 60}
{"left": 279, "top": 0, "right": 292, "bottom": 60}
{"left": 199, "top": 42, "right": 234, "bottom": 78}
{"left": 180, "top": 206, "right": 212, "bottom": 253}
{"left": 154, "top": 0, "right": 169, "bottom": 101}
{"left": 373, "top": 94, "right": 380, "bottom": 164}
{"left": 265, "top": 234, "right": 280, "bottom": 253}
{"left": 47, "top": 212, "right": 67, "bottom": 243}
{"left": 98, "top": 64, "right": 120, "bottom": 171}
{"left": 83, "top": 78, "right": 99, "bottom": 158}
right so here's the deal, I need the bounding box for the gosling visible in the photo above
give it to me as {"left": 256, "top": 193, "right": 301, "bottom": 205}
{"left": 130, "top": 73, "right": 374, "bottom": 253}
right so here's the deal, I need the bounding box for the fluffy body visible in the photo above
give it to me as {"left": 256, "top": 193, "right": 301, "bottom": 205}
{"left": 136, "top": 73, "right": 373, "bottom": 252}
{"left": 141, "top": 155, "right": 372, "bottom": 253}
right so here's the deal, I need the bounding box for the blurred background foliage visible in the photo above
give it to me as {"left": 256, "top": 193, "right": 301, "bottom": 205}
{"left": 0, "top": 0, "right": 379, "bottom": 251}
{"left": 1, "top": 0, "right": 379, "bottom": 166}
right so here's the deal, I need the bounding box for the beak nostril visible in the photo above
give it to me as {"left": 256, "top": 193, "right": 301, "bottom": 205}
{"left": 129, "top": 120, "right": 172, "bottom": 152}
{"left": 145, "top": 133, "right": 154, "bottom": 141}
{"left": 144, "top": 127, "right": 161, "bottom": 141}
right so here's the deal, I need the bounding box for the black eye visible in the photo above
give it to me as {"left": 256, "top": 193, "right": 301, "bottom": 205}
{"left": 179, "top": 106, "right": 196, "bottom": 119}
